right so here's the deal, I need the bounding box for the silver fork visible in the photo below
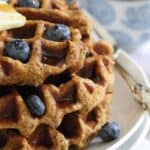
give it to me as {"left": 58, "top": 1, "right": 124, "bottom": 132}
{"left": 83, "top": 10, "right": 150, "bottom": 112}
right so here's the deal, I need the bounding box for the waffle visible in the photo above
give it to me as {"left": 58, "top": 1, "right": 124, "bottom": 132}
{"left": 0, "top": 0, "right": 91, "bottom": 86}
{"left": 0, "top": 41, "right": 114, "bottom": 150}
{"left": 0, "top": 85, "right": 112, "bottom": 150}
{"left": 0, "top": 0, "right": 115, "bottom": 150}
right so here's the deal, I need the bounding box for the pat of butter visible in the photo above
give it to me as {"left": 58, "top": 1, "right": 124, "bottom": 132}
{"left": 0, "top": 2, "right": 26, "bottom": 31}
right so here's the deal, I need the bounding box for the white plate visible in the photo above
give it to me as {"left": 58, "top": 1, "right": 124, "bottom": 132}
{"left": 87, "top": 51, "right": 150, "bottom": 150}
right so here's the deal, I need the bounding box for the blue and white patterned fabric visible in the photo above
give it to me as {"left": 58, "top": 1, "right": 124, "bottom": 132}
{"left": 123, "top": 5, "right": 150, "bottom": 30}
{"left": 81, "top": 0, "right": 150, "bottom": 50}
{"left": 86, "top": 0, "right": 116, "bottom": 25}
{"left": 80, "top": 0, "right": 150, "bottom": 78}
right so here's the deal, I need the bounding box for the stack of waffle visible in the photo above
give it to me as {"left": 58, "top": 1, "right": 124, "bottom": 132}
{"left": 0, "top": 0, "right": 114, "bottom": 149}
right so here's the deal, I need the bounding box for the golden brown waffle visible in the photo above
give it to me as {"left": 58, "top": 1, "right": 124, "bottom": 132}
{"left": 0, "top": 0, "right": 91, "bottom": 86}
{"left": 0, "top": 41, "right": 114, "bottom": 149}
{"left": 0, "top": 40, "right": 114, "bottom": 150}
{"left": 0, "top": 0, "right": 115, "bottom": 149}
{"left": 0, "top": 83, "right": 112, "bottom": 150}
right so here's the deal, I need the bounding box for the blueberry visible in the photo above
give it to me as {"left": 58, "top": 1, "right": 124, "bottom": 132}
{"left": 45, "top": 24, "right": 71, "bottom": 42}
{"left": 98, "top": 122, "right": 120, "bottom": 142}
{"left": 26, "top": 95, "right": 45, "bottom": 117}
{"left": 5, "top": 39, "right": 30, "bottom": 62}
{"left": 19, "top": 0, "right": 40, "bottom": 8}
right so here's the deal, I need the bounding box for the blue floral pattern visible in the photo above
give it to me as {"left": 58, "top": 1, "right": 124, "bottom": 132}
{"left": 139, "top": 33, "right": 150, "bottom": 42}
{"left": 80, "top": 0, "right": 150, "bottom": 79}
{"left": 82, "top": 0, "right": 150, "bottom": 51}
{"left": 109, "top": 30, "right": 135, "bottom": 51}
{"left": 123, "top": 4, "right": 150, "bottom": 30}
{"left": 87, "top": 0, "right": 116, "bottom": 25}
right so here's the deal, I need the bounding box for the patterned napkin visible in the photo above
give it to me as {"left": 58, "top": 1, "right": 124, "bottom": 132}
{"left": 80, "top": 0, "right": 150, "bottom": 79}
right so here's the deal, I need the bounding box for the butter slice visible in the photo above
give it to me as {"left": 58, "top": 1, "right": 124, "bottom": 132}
{"left": 0, "top": 2, "right": 26, "bottom": 31}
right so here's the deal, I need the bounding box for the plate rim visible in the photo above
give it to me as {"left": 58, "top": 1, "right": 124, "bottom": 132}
{"left": 108, "top": 50, "right": 150, "bottom": 149}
